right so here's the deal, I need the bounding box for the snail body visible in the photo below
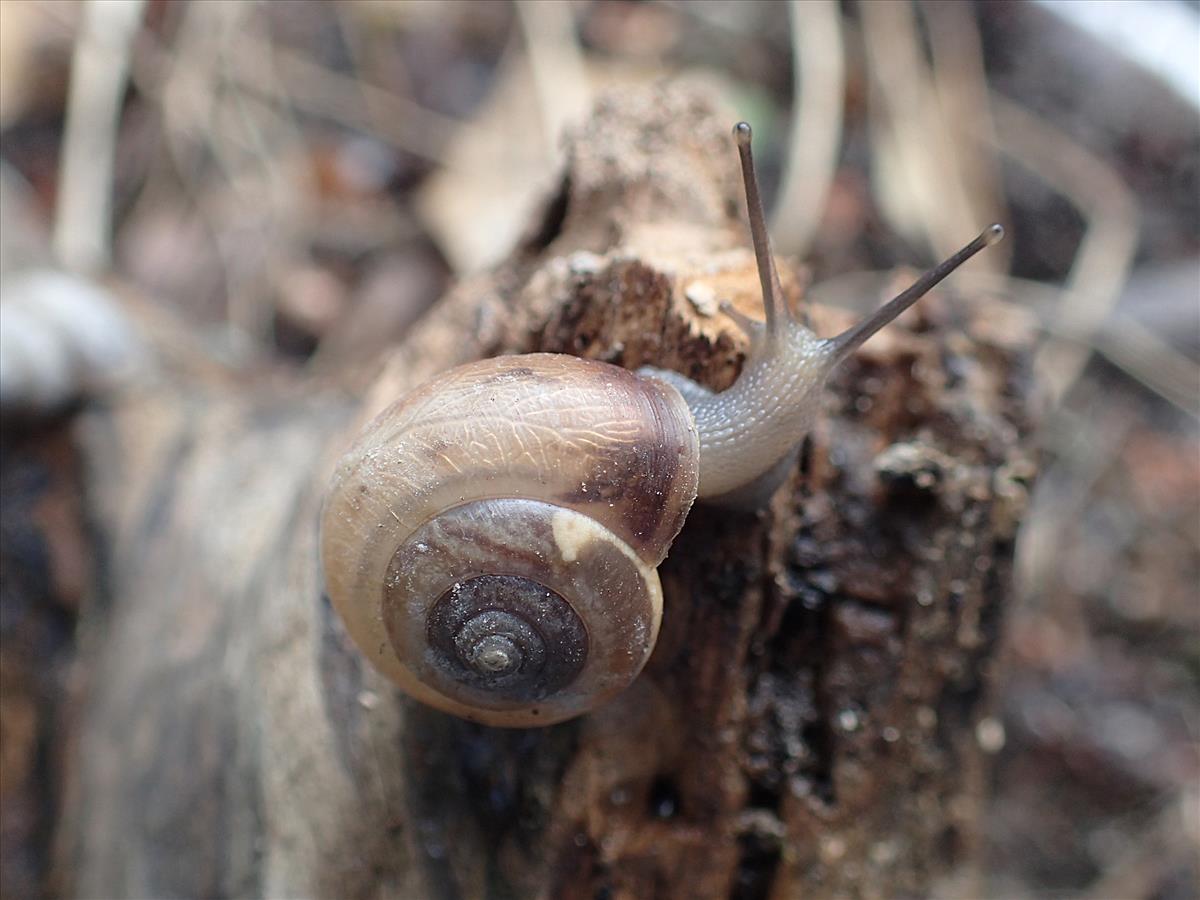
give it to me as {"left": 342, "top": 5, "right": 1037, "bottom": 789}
{"left": 321, "top": 123, "right": 1003, "bottom": 727}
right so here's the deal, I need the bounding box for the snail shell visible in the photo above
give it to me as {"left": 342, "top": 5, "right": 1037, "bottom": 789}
{"left": 321, "top": 353, "right": 699, "bottom": 726}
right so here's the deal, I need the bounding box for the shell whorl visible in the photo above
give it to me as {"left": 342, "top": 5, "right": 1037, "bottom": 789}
{"left": 424, "top": 576, "right": 588, "bottom": 697}
{"left": 320, "top": 354, "right": 700, "bottom": 726}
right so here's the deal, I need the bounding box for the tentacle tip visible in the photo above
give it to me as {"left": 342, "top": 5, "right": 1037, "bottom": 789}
{"left": 982, "top": 223, "right": 1005, "bottom": 246}
{"left": 719, "top": 300, "right": 765, "bottom": 337}
{"left": 733, "top": 121, "right": 752, "bottom": 147}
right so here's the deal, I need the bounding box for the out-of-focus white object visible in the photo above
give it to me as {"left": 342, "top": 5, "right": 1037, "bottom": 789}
{"left": 1, "top": 132, "right": 142, "bottom": 417}
{"left": 0, "top": 269, "right": 141, "bottom": 412}
{"left": 1034, "top": 0, "right": 1200, "bottom": 108}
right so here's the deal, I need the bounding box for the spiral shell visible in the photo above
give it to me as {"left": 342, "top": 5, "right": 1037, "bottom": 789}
{"left": 320, "top": 354, "right": 700, "bottom": 725}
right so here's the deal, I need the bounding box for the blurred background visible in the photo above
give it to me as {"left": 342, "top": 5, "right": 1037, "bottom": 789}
{"left": 0, "top": 1, "right": 1196, "bottom": 898}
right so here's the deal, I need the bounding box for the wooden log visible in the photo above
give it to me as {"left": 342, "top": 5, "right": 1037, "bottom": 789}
{"left": 60, "top": 85, "right": 1037, "bottom": 899}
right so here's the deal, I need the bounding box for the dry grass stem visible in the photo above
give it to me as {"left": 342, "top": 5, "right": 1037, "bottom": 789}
{"left": 267, "top": 45, "right": 463, "bottom": 163}
{"left": 516, "top": 0, "right": 591, "bottom": 163}
{"left": 988, "top": 94, "right": 1140, "bottom": 409}
{"left": 1015, "top": 387, "right": 1134, "bottom": 598}
{"left": 923, "top": 0, "right": 1010, "bottom": 270}
{"left": 54, "top": 0, "right": 146, "bottom": 274}
{"left": 771, "top": 0, "right": 844, "bottom": 258}
{"left": 859, "top": 0, "right": 995, "bottom": 266}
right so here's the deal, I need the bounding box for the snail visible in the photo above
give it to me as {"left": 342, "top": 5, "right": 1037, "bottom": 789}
{"left": 320, "top": 122, "right": 1003, "bottom": 727}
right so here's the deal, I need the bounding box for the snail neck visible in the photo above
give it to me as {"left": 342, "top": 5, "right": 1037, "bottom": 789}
{"left": 684, "top": 228, "right": 1005, "bottom": 506}
{"left": 688, "top": 320, "right": 836, "bottom": 504}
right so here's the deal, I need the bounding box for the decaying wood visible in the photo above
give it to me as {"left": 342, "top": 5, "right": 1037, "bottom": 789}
{"left": 61, "top": 85, "right": 1037, "bottom": 899}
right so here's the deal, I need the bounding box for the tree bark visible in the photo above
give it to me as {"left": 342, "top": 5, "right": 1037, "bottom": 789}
{"left": 60, "top": 84, "right": 1037, "bottom": 899}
